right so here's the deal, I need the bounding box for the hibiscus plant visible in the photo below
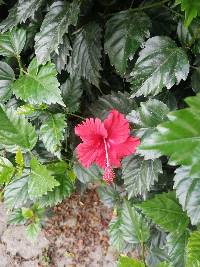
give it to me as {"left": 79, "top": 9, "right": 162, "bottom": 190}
{"left": 0, "top": 0, "right": 200, "bottom": 266}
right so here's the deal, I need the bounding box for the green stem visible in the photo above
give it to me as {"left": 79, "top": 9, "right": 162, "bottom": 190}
{"left": 16, "top": 55, "right": 24, "bottom": 75}
{"left": 141, "top": 242, "right": 147, "bottom": 267}
{"left": 131, "top": 0, "right": 170, "bottom": 12}
{"left": 65, "top": 112, "right": 85, "bottom": 120}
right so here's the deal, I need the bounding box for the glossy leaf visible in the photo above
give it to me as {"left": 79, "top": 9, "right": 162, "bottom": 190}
{"left": 35, "top": 0, "right": 80, "bottom": 64}
{"left": 174, "top": 166, "right": 200, "bottom": 225}
{"left": 187, "top": 231, "right": 200, "bottom": 267}
{"left": 39, "top": 113, "right": 66, "bottom": 158}
{"left": 12, "top": 58, "right": 64, "bottom": 106}
{"left": 0, "top": 157, "right": 14, "bottom": 185}
{"left": 130, "top": 36, "right": 189, "bottom": 97}
{"left": 108, "top": 213, "right": 125, "bottom": 251}
{"left": 105, "top": 10, "right": 151, "bottom": 75}
{"left": 137, "top": 192, "right": 189, "bottom": 232}
{"left": 28, "top": 157, "right": 59, "bottom": 199}
{"left": 0, "top": 104, "right": 37, "bottom": 151}
{"left": 0, "top": 61, "right": 15, "bottom": 102}
{"left": 61, "top": 75, "right": 83, "bottom": 113}
{"left": 122, "top": 155, "right": 162, "bottom": 199}
{"left": 68, "top": 22, "right": 102, "bottom": 87}
{"left": 0, "top": 28, "right": 26, "bottom": 57}
{"left": 140, "top": 94, "right": 200, "bottom": 177}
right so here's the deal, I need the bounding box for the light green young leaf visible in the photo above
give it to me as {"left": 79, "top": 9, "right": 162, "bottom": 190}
{"left": 35, "top": 0, "right": 80, "bottom": 64}
{"left": 130, "top": 36, "right": 189, "bottom": 97}
{"left": 0, "top": 157, "right": 14, "bottom": 185}
{"left": 121, "top": 200, "right": 150, "bottom": 244}
{"left": 118, "top": 256, "right": 145, "bottom": 267}
{"left": 105, "top": 11, "right": 151, "bottom": 75}
{"left": 174, "top": 166, "right": 200, "bottom": 225}
{"left": 28, "top": 157, "right": 59, "bottom": 199}
{"left": 0, "top": 28, "right": 26, "bottom": 57}
{"left": 187, "top": 231, "right": 200, "bottom": 267}
{"left": 122, "top": 155, "right": 162, "bottom": 199}
{"left": 0, "top": 61, "right": 15, "bottom": 102}
{"left": 61, "top": 75, "right": 83, "bottom": 113}
{"left": 12, "top": 58, "right": 64, "bottom": 106}
{"left": 39, "top": 113, "right": 66, "bottom": 158}
{"left": 140, "top": 94, "right": 200, "bottom": 177}
{"left": 68, "top": 22, "right": 102, "bottom": 87}
{"left": 177, "top": 0, "right": 200, "bottom": 27}
{"left": 137, "top": 192, "right": 189, "bottom": 232}
{"left": 0, "top": 104, "right": 37, "bottom": 151}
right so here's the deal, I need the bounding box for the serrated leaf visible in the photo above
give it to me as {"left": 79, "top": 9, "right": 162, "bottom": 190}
{"left": 39, "top": 113, "right": 66, "bottom": 158}
{"left": 26, "top": 222, "right": 41, "bottom": 240}
{"left": 122, "top": 155, "right": 162, "bottom": 199}
{"left": 121, "top": 200, "right": 150, "bottom": 244}
{"left": 0, "top": 157, "right": 14, "bottom": 185}
{"left": 166, "top": 230, "right": 189, "bottom": 267}
{"left": 0, "top": 104, "right": 37, "bottom": 151}
{"left": 137, "top": 192, "right": 189, "bottom": 232}
{"left": 8, "top": 209, "right": 26, "bottom": 225}
{"left": 73, "top": 161, "right": 102, "bottom": 184}
{"left": 187, "top": 231, "right": 200, "bottom": 267}
{"left": 98, "top": 184, "right": 120, "bottom": 208}
{"left": 108, "top": 213, "right": 125, "bottom": 251}
{"left": 90, "top": 91, "right": 137, "bottom": 120}
{"left": 12, "top": 58, "right": 64, "bottom": 106}
{"left": 52, "top": 35, "right": 71, "bottom": 73}
{"left": 105, "top": 11, "right": 151, "bottom": 75}
{"left": 177, "top": 0, "right": 200, "bottom": 27}
{"left": 38, "top": 162, "right": 75, "bottom": 207}
{"left": 35, "top": 0, "right": 80, "bottom": 64}
{"left": 28, "top": 157, "right": 59, "bottom": 199}
{"left": 68, "top": 22, "right": 102, "bottom": 87}
{"left": 61, "top": 75, "right": 83, "bottom": 113}
{"left": 130, "top": 36, "right": 189, "bottom": 97}
{"left": 16, "top": 104, "right": 36, "bottom": 115}
{"left": 0, "top": 61, "right": 15, "bottom": 102}
{"left": 0, "top": 28, "right": 26, "bottom": 57}
{"left": 4, "top": 175, "right": 29, "bottom": 209}
{"left": 174, "top": 166, "right": 200, "bottom": 225}
{"left": 140, "top": 94, "right": 200, "bottom": 177}
{"left": 118, "top": 256, "right": 145, "bottom": 267}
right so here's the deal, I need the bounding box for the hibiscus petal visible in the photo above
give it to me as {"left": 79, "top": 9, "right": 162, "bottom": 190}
{"left": 104, "top": 110, "right": 130, "bottom": 144}
{"left": 76, "top": 143, "right": 99, "bottom": 168}
{"left": 75, "top": 118, "right": 107, "bottom": 143}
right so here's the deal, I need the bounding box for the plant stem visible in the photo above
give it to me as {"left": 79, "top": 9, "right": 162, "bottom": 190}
{"left": 65, "top": 112, "right": 85, "bottom": 120}
{"left": 141, "top": 242, "right": 147, "bottom": 267}
{"left": 131, "top": 0, "right": 170, "bottom": 12}
{"left": 16, "top": 55, "right": 24, "bottom": 75}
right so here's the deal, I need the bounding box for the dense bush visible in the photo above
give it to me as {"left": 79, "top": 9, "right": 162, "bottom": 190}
{"left": 0, "top": 0, "right": 200, "bottom": 266}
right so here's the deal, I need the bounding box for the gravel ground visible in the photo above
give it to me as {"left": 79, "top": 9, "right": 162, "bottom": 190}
{"left": 0, "top": 189, "right": 117, "bottom": 267}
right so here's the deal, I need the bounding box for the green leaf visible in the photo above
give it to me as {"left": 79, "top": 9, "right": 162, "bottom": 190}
{"left": 121, "top": 200, "right": 150, "bottom": 244}
{"left": 108, "top": 212, "right": 125, "bottom": 251}
{"left": 127, "top": 99, "right": 169, "bottom": 159}
{"left": 91, "top": 91, "right": 137, "bottom": 120}
{"left": 137, "top": 192, "right": 189, "bottom": 232}
{"left": 118, "top": 256, "right": 145, "bottom": 267}
{"left": 0, "top": 157, "right": 14, "bottom": 185}
{"left": 122, "top": 155, "right": 162, "bottom": 199}
{"left": 178, "top": 0, "right": 200, "bottom": 27}
{"left": 130, "top": 36, "right": 189, "bottom": 97}
{"left": 174, "top": 166, "right": 200, "bottom": 225}
{"left": 15, "top": 149, "right": 24, "bottom": 176}
{"left": 68, "top": 22, "right": 102, "bottom": 87}
{"left": 105, "top": 10, "right": 151, "bottom": 75}
{"left": 38, "top": 162, "right": 75, "bottom": 207}
{"left": 140, "top": 94, "right": 200, "bottom": 177}
{"left": 4, "top": 175, "right": 29, "bottom": 209}
{"left": 8, "top": 209, "right": 26, "bottom": 225}
{"left": 12, "top": 58, "right": 64, "bottom": 106}
{"left": 0, "top": 28, "right": 26, "bottom": 57}
{"left": 187, "top": 231, "right": 200, "bottom": 267}
{"left": 52, "top": 35, "right": 71, "bottom": 74}
{"left": 0, "top": 61, "right": 15, "bottom": 102}
{"left": 35, "top": 0, "right": 80, "bottom": 64}
{"left": 156, "top": 263, "right": 173, "bottom": 267}
{"left": 166, "top": 231, "right": 189, "bottom": 267}
{"left": 73, "top": 161, "right": 102, "bottom": 184}
{"left": 21, "top": 207, "right": 34, "bottom": 219}
{"left": 191, "top": 67, "right": 200, "bottom": 93}
{"left": 0, "top": 1, "right": 44, "bottom": 32}
{"left": 26, "top": 222, "right": 41, "bottom": 240}
{"left": 98, "top": 184, "right": 120, "bottom": 208}
{"left": 28, "top": 157, "right": 59, "bottom": 199}
{"left": 39, "top": 113, "right": 66, "bottom": 158}
{"left": 61, "top": 75, "right": 83, "bottom": 113}
{"left": 0, "top": 104, "right": 37, "bottom": 151}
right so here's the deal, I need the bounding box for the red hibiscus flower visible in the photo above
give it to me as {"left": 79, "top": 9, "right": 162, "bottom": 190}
{"left": 75, "top": 110, "right": 140, "bottom": 183}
